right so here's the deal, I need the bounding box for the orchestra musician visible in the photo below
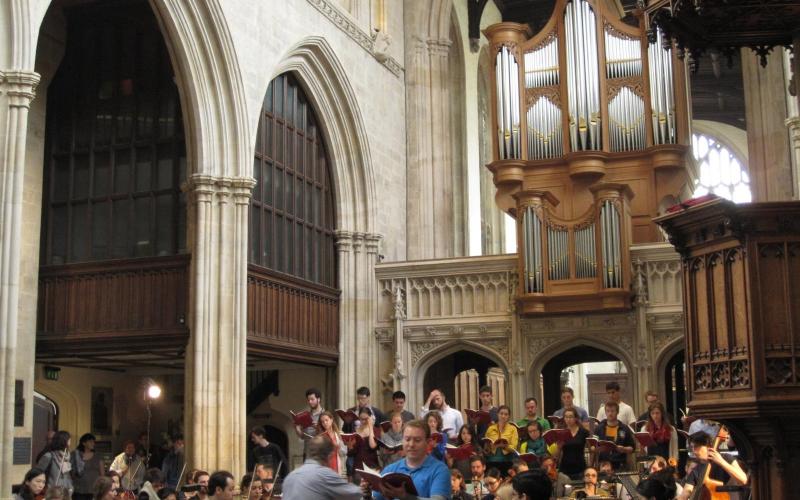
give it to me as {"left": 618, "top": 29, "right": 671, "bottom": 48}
{"left": 110, "top": 441, "right": 145, "bottom": 493}
{"left": 569, "top": 467, "right": 612, "bottom": 498}
{"left": 677, "top": 431, "right": 747, "bottom": 500}
{"left": 13, "top": 468, "right": 47, "bottom": 500}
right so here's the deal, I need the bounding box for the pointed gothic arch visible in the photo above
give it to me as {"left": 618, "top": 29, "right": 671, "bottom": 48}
{"left": 527, "top": 335, "right": 636, "bottom": 415}
{"left": 411, "top": 339, "right": 510, "bottom": 411}
{"left": 269, "top": 37, "right": 377, "bottom": 235}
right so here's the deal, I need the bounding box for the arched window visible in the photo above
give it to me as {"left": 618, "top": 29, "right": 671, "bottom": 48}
{"left": 42, "top": 4, "right": 186, "bottom": 265}
{"left": 250, "top": 74, "right": 336, "bottom": 288}
{"left": 691, "top": 133, "right": 751, "bottom": 203}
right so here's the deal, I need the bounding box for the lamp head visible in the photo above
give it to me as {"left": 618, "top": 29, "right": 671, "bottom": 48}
{"left": 145, "top": 381, "right": 162, "bottom": 400}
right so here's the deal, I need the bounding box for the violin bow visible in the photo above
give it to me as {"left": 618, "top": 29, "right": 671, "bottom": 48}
{"left": 244, "top": 463, "right": 258, "bottom": 500}
{"left": 127, "top": 457, "right": 143, "bottom": 492}
{"left": 175, "top": 462, "right": 187, "bottom": 492}
{"left": 54, "top": 448, "right": 69, "bottom": 487}
{"left": 265, "top": 460, "right": 282, "bottom": 500}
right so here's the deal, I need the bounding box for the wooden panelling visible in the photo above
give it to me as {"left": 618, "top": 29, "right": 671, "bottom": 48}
{"left": 37, "top": 255, "right": 190, "bottom": 353}
{"left": 710, "top": 253, "right": 728, "bottom": 351}
{"left": 691, "top": 258, "right": 710, "bottom": 355}
{"left": 729, "top": 250, "right": 749, "bottom": 349}
{"left": 757, "top": 244, "right": 789, "bottom": 348}
{"left": 247, "top": 266, "right": 339, "bottom": 365}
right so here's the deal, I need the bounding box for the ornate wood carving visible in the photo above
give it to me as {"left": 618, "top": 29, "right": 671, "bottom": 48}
{"left": 656, "top": 197, "right": 800, "bottom": 499}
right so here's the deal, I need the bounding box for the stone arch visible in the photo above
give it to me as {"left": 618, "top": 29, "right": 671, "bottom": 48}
{"left": 34, "top": 381, "right": 81, "bottom": 439}
{"left": 270, "top": 37, "right": 377, "bottom": 234}
{"left": 655, "top": 336, "right": 685, "bottom": 380}
{"left": 411, "top": 340, "right": 510, "bottom": 410}
{"left": 527, "top": 335, "right": 636, "bottom": 413}
{"left": 16, "top": 0, "right": 251, "bottom": 180}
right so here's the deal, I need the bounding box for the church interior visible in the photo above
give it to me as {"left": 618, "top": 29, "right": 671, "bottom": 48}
{"left": 1, "top": 0, "right": 799, "bottom": 498}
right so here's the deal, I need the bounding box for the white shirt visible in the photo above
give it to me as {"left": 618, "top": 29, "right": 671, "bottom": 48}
{"left": 596, "top": 401, "right": 636, "bottom": 426}
{"left": 419, "top": 404, "right": 464, "bottom": 439}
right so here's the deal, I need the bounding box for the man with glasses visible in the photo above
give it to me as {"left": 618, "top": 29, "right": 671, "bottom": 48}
{"left": 569, "top": 468, "right": 611, "bottom": 498}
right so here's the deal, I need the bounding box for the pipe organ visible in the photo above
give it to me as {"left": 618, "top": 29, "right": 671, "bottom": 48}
{"left": 484, "top": 0, "right": 689, "bottom": 314}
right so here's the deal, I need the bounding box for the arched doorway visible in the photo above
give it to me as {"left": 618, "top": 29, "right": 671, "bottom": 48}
{"left": 32, "top": 392, "right": 58, "bottom": 464}
{"left": 663, "top": 350, "right": 686, "bottom": 425}
{"left": 540, "top": 346, "right": 630, "bottom": 417}
{"left": 420, "top": 347, "right": 508, "bottom": 412}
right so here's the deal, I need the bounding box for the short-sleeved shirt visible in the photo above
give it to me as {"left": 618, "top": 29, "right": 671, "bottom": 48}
{"left": 373, "top": 455, "right": 451, "bottom": 499}
{"left": 685, "top": 456, "right": 739, "bottom": 488}
{"left": 553, "top": 406, "right": 590, "bottom": 423}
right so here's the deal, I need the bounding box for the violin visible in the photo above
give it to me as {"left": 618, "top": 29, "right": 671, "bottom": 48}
{"left": 690, "top": 426, "right": 731, "bottom": 500}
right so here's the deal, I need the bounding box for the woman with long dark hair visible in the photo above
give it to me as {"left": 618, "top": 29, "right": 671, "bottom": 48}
{"left": 36, "top": 430, "right": 79, "bottom": 495}
{"left": 73, "top": 433, "right": 105, "bottom": 500}
{"left": 644, "top": 403, "right": 678, "bottom": 460}
{"left": 14, "top": 468, "right": 46, "bottom": 500}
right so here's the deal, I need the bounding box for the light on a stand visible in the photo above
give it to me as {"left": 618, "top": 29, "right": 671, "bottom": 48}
{"left": 143, "top": 379, "right": 163, "bottom": 468}
{"left": 147, "top": 383, "right": 162, "bottom": 400}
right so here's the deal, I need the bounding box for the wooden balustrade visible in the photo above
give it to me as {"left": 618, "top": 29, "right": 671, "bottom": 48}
{"left": 37, "top": 255, "right": 190, "bottom": 356}
{"left": 247, "top": 265, "right": 340, "bottom": 365}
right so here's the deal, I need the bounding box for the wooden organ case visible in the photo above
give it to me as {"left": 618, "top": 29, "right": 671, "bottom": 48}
{"left": 484, "top": 0, "right": 689, "bottom": 315}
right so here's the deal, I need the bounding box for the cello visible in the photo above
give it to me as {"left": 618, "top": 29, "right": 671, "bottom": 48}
{"left": 689, "top": 426, "right": 730, "bottom": 500}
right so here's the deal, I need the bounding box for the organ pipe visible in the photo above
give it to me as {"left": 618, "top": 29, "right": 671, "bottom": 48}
{"left": 648, "top": 27, "right": 676, "bottom": 144}
{"left": 496, "top": 46, "right": 521, "bottom": 159}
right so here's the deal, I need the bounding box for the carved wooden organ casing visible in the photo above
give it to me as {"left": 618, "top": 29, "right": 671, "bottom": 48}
{"left": 484, "top": 0, "right": 689, "bottom": 314}
{"left": 656, "top": 199, "right": 800, "bottom": 499}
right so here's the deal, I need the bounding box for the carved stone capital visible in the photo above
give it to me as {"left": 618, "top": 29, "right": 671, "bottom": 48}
{"left": 335, "top": 230, "right": 354, "bottom": 251}
{"left": 1, "top": 70, "right": 41, "bottom": 107}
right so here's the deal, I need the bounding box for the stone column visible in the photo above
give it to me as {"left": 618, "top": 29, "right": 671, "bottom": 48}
{"left": 184, "top": 174, "right": 253, "bottom": 477}
{"left": 786, "top": 45, "right": 800, "bottom": 199}
{"left": 742, "top": 49, "right": 793, "bottom": 201}
{"left": 631, "top": 259, "right": 653, "bottom": 413}
{"left": 404, "top": 0, "right": 464, "bottom": 260}
{"left": 0, "top": 69, "right": 40, "bottom": 493}
{"left": 335, "top": 231, "right": 355, "bottom": 406}
{"left": 336, "top": 231, "right": 381, "bottom": 407}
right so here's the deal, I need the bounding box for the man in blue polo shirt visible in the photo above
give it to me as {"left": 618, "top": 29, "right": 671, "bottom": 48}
{"left": 361, "top": 419, "right": 451, "bottom": 500}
